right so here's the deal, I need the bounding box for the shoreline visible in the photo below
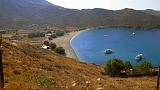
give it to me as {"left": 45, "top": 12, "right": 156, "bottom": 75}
{"left": 69, "top": 32, "right": 80, "bottom": 60}
{"left": 51, "top": 31, "right": 80, "bottom": 60}
{"left": 51, "top": 28, "right": 92, "bottom": 60}
{"left": 69, "top": 28, "right": 93, "bottom": 60}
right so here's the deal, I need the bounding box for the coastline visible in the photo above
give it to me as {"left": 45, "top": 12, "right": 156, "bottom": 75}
{"left": 51, "top": 31, "right": 80, "bottom": 60}
{"left": 69, "top": 28, "right": 93, "bottom": 59}
{"left": 51, "top": 28, "right": 93, "bottom": 60}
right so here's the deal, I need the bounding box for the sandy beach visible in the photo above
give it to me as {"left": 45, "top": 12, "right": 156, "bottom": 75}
{"left": 51, "top": 31, "right": 80, "bottom": 59}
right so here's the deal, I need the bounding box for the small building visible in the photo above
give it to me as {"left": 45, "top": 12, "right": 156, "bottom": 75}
{"left": 46, "top": 33, "right": 52, "bottom": 36}
{"left": 42, "top": 45, "right": 50, "bottom": 49}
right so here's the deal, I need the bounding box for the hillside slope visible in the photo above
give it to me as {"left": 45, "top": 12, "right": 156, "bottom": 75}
{"left": 2, "top": 40, "right": 158, "bottom": 90}
{"left": 3, "top": 40, "right": 103, "bottom": 89}
{"left": 142, "top": 9, "right": 160, "bottom": 18}
{"left": 0, "top": 0, "right": 68, "bottom": 27}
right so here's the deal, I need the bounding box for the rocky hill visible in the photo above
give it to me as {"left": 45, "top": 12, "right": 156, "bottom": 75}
{"left": 2, "top": 40, "right": 158, "bottom": 90}
{"left": 0, "top": 0, "right": 160, "bottom": 29}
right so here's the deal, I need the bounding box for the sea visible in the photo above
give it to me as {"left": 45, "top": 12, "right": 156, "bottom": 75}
{"left": 71, "top": 28, "right": 160, "bottom": 66}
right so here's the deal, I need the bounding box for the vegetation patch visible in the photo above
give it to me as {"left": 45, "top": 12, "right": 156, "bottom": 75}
{"left": 28, "top": 32, "right": 45, "bottom": 38}
{"left": 42, "top": 41, "right": 66, "bottom": 55}
{"left": 104, "top": 58, "right": 130, "bottom": 75}
{"left": 104, "top": 58, "right": 153, "bottom": 76}
{"left": 54, "top": 47, "right": 66, "bottom": 55}
{"left": 10, "top": 75, "right": 55, "bottom": 86}
{"left": 50, "top": 42, "right": 57, "bottom": 50}
{"left": 56, "top": 31, "right": 65, "bottom": 36}
{"left": 43, "top": 41, "right": 50, "bottom": 46}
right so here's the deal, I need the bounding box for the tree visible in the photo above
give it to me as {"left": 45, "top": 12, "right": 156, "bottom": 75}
{"left": 54, "top": 47, "right": 66, "bottom": 55}
{"left": 104, "top": 58, "right": 125, "bottom": 75}
{"left": 43, "top": 41, "right": 50, "bottom": 46}
{"left": 50, "top": 43, "right": 57, "bottom": 50}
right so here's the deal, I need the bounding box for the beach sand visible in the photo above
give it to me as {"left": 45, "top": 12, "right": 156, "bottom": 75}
{"left": 51, "top": 31, "right": 79, "bottom": 59}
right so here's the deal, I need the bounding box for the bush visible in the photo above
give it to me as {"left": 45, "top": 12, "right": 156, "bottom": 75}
{"left": 56, "top": 31, "right": 64, "bottom": 36}
{"left": 28, "top": 32, "right": 45, "bottom": 38}
{"left": 43, "top": 41, "right": 50, "bottom": 46}
{"left": 104, "top": 58, "right": 153, "bottom": 76}
{"left": 54, "top": 47, "right": 66, "bottom": 55}
{"left": 138, "top": 60, "right": 153, "bottom": 71}
{"left": 50, "top": 42, "right": 57, "bottom": 50}
{"left": 104, "top": 58, "right": 125, "bottom": 75}
{"left": 51, "top": 34, "right": 57, "bottom": 38}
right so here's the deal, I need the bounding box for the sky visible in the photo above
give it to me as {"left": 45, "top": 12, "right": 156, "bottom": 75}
{"left": 47, "top": 0, "right": 160, "bottom": 10}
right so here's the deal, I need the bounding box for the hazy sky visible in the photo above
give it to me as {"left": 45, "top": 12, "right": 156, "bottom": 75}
{"left": 47, "top": 0, "right": 160, "bottom": 10}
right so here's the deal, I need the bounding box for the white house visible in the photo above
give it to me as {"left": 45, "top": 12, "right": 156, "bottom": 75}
{"left": 42, "top": 45, "right": 50, "bottom": 49}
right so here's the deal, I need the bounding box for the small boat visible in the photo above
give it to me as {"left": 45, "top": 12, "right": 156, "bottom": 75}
{"left": 135, "top": 54, "right": 143, "bottom": 61}
{"left": 104, "top": 49, "right": 113, "bottom": 54}
{"left": 132, "top": 32, "right": 135, "bottom": 35}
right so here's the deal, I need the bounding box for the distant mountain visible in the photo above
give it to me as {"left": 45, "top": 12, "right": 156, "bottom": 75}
{"left": 0, "top": 0, "right": 160, "bottom": 29}
{"left": 142, "top": 9, "right": 160, "bottom": 17}
{"left": 0, "top": 0, "right": 67, "bottom": 27}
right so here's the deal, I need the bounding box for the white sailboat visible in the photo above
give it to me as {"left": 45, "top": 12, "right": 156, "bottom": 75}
{"left": 104, "top": 49, "right": 113, "bottom": 54}
{"left": 132, "top": 32, "right": 135, "bottom": 35}
{"left": 135, "top": 54, "right": 143, "bottom": 61}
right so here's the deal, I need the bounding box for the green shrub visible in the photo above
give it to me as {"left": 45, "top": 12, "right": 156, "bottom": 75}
{"left": 138, "top": 60, "right": 153, "bottom": 71}
{"left": 51, "top": 34, "right": 57, "bottom": 38}
{"left": 104, "top": 58, "right": 153, "bottom": 76}
{"left": 104, "top": 58, "right": 125, "bottom": 75}
{"left": 54, "top": 47, "right": 66, "bottom": 55}
{"left": 50, "top": 42, "right": 57, "bottom": 50}
{"left": 43, "top": 41, "right": 50, "bottom": 46}
{"left": 56, "top": 31, "right": 64, "bottom": 36}
{"left": 28, "top": 32, "right": 45, "bottom": 38}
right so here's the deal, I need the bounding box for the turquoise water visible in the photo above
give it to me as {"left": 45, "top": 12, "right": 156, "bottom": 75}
{"left": 71, "top": 28, "right": 160, "bottom": 66}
